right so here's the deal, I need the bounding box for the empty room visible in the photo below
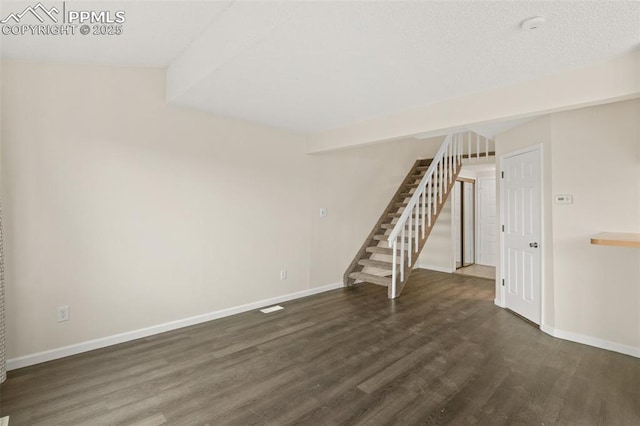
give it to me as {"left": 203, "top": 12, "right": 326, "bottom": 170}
{"left": 0, "top": 1, "right": 639, "bottom": 425}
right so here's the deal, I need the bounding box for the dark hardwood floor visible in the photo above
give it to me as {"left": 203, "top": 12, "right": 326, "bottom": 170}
{"left": 1, "top": 269, "right": 639, "bottom": 425}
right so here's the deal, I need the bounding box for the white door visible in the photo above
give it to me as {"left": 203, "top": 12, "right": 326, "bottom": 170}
{"left": 502, "top": 148, "right": 542, "bottom": 324}
{"left": 477, "top": 177, "right": 497, "bottom": 266}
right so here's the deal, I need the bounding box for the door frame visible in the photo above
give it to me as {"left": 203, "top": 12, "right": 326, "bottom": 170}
{"left": 497, "top": 144, "right": 544, "bottom": 327}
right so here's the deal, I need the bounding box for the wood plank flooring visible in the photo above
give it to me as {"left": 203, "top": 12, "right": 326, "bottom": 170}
{"left": 1, "top": 269, "right": 639, "bottom": 425}
{"left": 454, "top": 264, "right": 496, "bottom": 280}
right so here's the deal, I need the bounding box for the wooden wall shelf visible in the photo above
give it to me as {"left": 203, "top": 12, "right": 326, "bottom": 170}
{"left": 590, "top": 232, "right": 640, "bottom": 248}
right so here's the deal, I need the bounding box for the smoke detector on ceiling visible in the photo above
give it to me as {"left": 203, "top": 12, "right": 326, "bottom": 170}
{"left": 521, "top": 16, "right": 546, "bottom": 31}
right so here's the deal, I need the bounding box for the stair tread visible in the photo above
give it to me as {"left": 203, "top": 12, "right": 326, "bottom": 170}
{"left": 394, "top": 202, "right": 430, "bottom": 208}
{"left": 349, "top": 272, "right": 391, "bottom": 287}
{"left": 374, "top": 234, "right": 412, "bottom": 241}
{"left": 358, "top": 259, "right": 397, "bottom": 269}
{"left": 400, "top": 192, "right": 436, "bottom": 198}
{"left": 380, "top": 223, "right": 420, "bottom": 230}
{"left": 366, "top": 246, "right": 393, "bottom": 255}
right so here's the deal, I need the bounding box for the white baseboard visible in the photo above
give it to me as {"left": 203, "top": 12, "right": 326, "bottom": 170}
{"left": 417, "top": 263, "right": 455, "bottom": 274}
{"left": 540, "top": 324, "right": 640, "bottom": 359}
{"left": 494, "top": 298, "right": 506, "bottom": 308}
{"left": 7, "top": 282, "right": 344, "bottom": 371}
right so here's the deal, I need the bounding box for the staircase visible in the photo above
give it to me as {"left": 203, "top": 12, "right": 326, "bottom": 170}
{"left": 344, "top": 131, "right": 494, "bottom": 298}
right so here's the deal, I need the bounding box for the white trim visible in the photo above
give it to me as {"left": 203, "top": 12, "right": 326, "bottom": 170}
{"left": 417, "top": 264, "right": 455, "bottom": 274}
{"left": 497, "top": 158, "right": 505, "bottom": 306}
{"left": 450, "top": 180, "right": 458, "bottom": 273}
{"left": 494, "top": 298, "right": 506, "bottom": 308}
{"left": 6, "top": 282, "right": 343, "bottom": 371}
{"left": 541, "top": 324, "right": 640, "bottom": 359}
{"left": 474, "top": 176, "right": 480, "bottom": 267}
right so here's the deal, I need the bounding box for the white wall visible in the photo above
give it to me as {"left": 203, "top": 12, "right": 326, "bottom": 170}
{"left": 1, "top": 61, "right": 446, "bottom": 363}
{"left": 417, "top": 197, "right": 454, "bottom": 273}
{"left": 496, "top": 99, "right": 640, "bottom": 353}
{"left": 549, "top": 100, "right": 640, "bottom": 350}
{"left": 1, "top": 61, "right": 315, "bottom": 360}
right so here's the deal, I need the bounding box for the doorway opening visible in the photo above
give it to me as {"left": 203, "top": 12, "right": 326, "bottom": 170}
{"left": 454, "top": 178, "right": 475, "bottom": 269}
{"left": 453, "top": 164, "right": 497, "bottom": 281}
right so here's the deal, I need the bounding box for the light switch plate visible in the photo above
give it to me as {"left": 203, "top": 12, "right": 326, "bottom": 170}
{"left": 554, "top": 194, "right": 573, "bottom": 204}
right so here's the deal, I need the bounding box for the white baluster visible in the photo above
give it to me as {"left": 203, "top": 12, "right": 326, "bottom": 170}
{"left": 440, "top": 160, "right": 444, "bottom": 203}
{"left": 476, "top": 133, "right": 480, "bottom": 162}
{"left": 428, "top": 179, "right": 432, "bottom": 225}
{"left": 414, "top": 203, "right": 419, "bottom": 252}
{"left": 408, "top": 212, "right": 412, "bottom": 266}
{"left": 444, "top": 146, "right": 448, "bottom": 188}
{"left": 422, "top": 188, "right": 426, "bottom": 238}
{"left": 436, "top": 162, "right": 439, "bottom": 205}
{"left": 467, "top": 131, "right": 471, "bottom": 161}
{"left": 437, "top": 162, "right": 441, "bottom": 204}
{"left": 444, "top": 144, "right": 451, "bottom": 185}
{"left": 449, "top": 144, "right": 452, "bottom": 183}
{"left": 453, "top": 134, "right": 458, "bottom": 173}
{"left": 436, "top": 163, "right": 440, "bottom": 205}
{"left": 450, "top": 141, "right": 453, "bottom": 182}
{"left": 400, "top": 228, "right": 405, "bottom": 282}
{"left": 436, "top": 176, "right": 439, "bottom": 209}
{"left": 446, "top": 143, "right": 450, "bottom": 184}
{"left": 392, "top": 240, "right": 397, "bottom": 293}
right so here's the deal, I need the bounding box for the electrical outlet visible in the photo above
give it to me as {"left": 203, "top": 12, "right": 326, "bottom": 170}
{"left": 57, "top": 306, "right": 70, "bottom": 322}
{"left": 280, "top": 269, "right": 288, "bottom": 280}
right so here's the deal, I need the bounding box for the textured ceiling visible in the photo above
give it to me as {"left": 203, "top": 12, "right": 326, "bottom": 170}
{"left": 2, "top": 1, "right": 639, "bottom": 133}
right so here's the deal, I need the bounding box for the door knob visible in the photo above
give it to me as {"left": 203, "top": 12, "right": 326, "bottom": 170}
{"left": 529, "top": 242, "right": 539, "bottom": 248}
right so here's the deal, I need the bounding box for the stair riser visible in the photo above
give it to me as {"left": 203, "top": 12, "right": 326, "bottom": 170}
{"left": 348, "top": 272, "right": 391, "bottom": 287}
